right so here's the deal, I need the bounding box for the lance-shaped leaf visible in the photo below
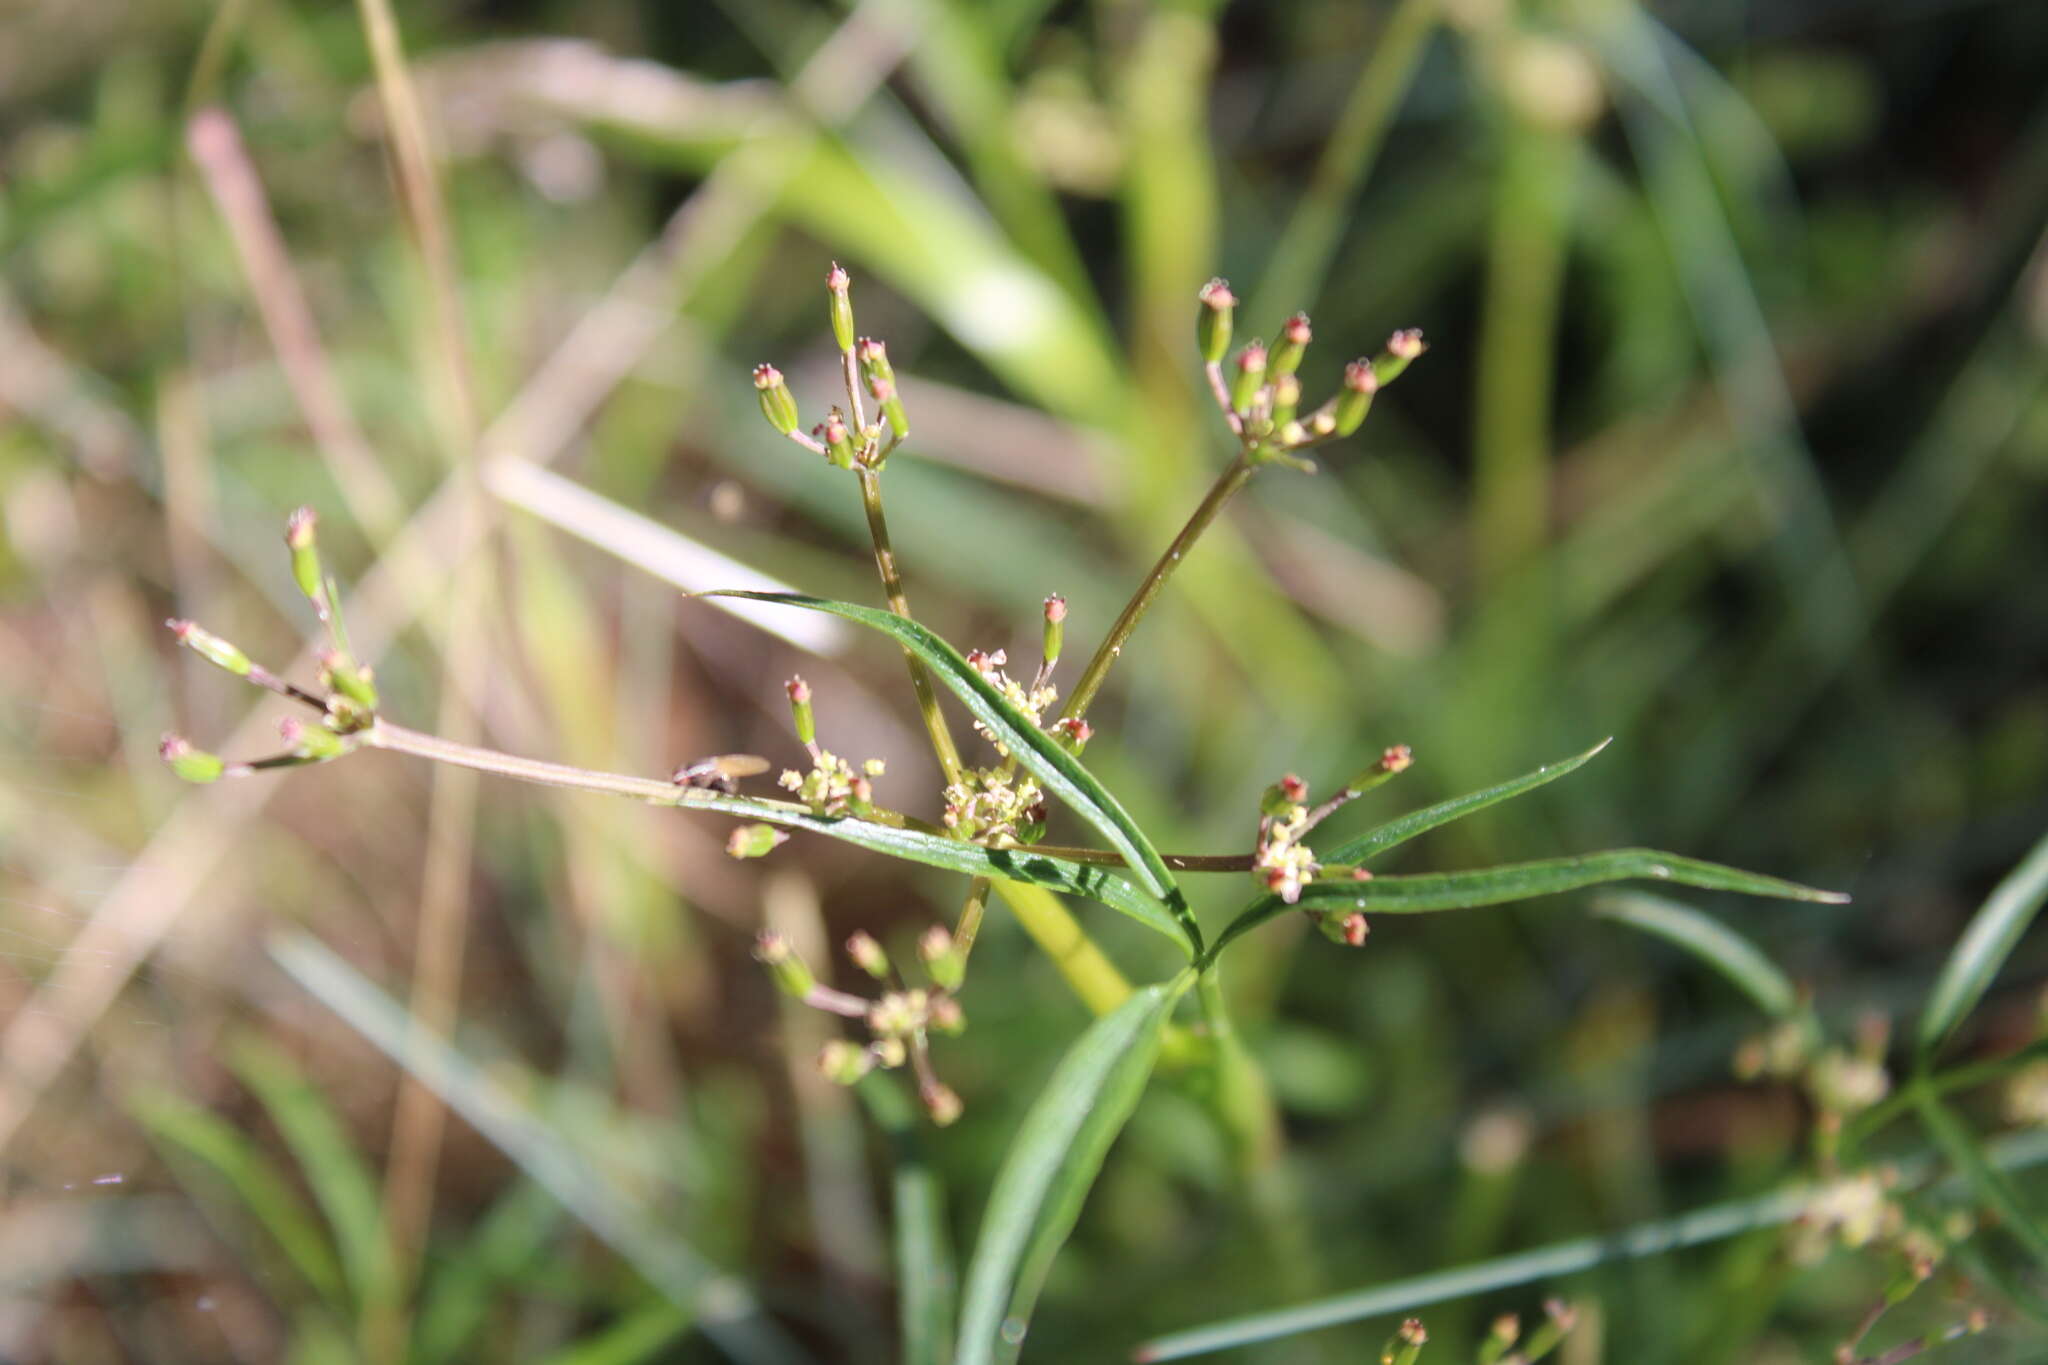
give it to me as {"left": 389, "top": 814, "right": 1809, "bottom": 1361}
{"left": 1592, "top": 891, "right": 1799, "bottom": 1018}
{"left": 700, "top": 590, "right": 1195, "bottom": 943}
{"left": 671, "top": 787, "right": 1188, "bottom": 952}
{"left": 1319, "top": 739, "right": 1612, "bottom": 867}
{"left": 1918, "top": 825, "right": 2048, "bottom": 1061}
{"left": 957, "top": 974, "right": 1191, "bottom": 1365}
{"left": 1211, "top": 849, "right": 1846, "bottom": 958}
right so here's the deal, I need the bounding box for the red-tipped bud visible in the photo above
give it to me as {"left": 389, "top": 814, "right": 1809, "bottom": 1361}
{"left": 785, "top": 676, "right": 816, "bottom": 746}
{"left": 922, "top": 1081, "right": 963, "bottom": 1127}
{"left": 1230, "top": 341, "right": 1268, "bottom": 414}
{"left": 1280, "top": 773, "right": 1308, "bottom": 803}
{"left": 755, "top": 930, "right": 814, "bottom": 998}
{"left": 821, "top": 410, "right": 855, "bottom": 469}
{"left": 726, "top": 824, "right": 789, "bottom": 859}
{"left": 1041, "top": 594, "right": 1066, "bottom": 667}
{"left": 817, "top": 1039, "right": 873, "bottom": 1085}
{"left": 1342, "top": 913, "right": 1369, "bottom": 946}
{"left": 846, "top": 930, "right": 890, "bottom": 980}
{"left": 1520, "top": 1299, "right": 1577, "bottom": 1363}
{"left": 919, "top": 925, "right": 964, "bottom": 991}
{"left": 856, "top": 338, "right": 909, "bottom": 441}
{"left": 1054, "top": 716, "right": 1092, "bottom": 754}
{"left": 1271, "top": 312, "right": 1312, "bottom": 377}
{"left": 317, "top": 649, "right": 380, "bottom": 715}
{"left": 1197, "top": 278, "right": 1236, "bottom": 365}
{"left": 284, "top": 507, "right": 325, "bottom": 608}
{"left": 279, "top": 715, "right": 346, "bottom": 760}
{"left": 870, "top": 1037, "right": 907, "bottom": 1069}
{"left": 1387, "top": 327, "right": 1426, "bottom": 361}
{"left": 1334, "top": 359, "right": 1380, "bottom": 436}
{"left": 753, "top": 363, "right": 800, "bottom": 435}
{"left": 928, "top": 993, "right": 966, "bottom": 1034}
{"left": 847, "top": 775, "right": 874, "bottom": 818}
{"left": 167, "top": 619, "right": 252, "bottom": 677}
{"left": 826, "top": 263, "right": 855, "bottom": 352}
{"left": 159, "top": 733, "right": 226, "bottom": 784}
{"left": 1381, "top": 744, "right": 1413, "bottom": 773}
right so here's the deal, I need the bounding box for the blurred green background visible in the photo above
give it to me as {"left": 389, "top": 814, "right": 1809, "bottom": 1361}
{"left": 3, "top": 0, "right": 2047, "bottom": 1360}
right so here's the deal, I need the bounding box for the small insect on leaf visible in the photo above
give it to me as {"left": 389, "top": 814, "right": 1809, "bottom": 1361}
{"left": 671, "top": 754, "right": 772, "bottom": 795}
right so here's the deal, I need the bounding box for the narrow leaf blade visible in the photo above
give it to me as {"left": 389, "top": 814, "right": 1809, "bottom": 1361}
{"left": 1591, "top": 891, "right": 1799, "bottom": 1017}
{"left": 671, "top": 786, "right": 1187, "bottom": 951}
{"left": 957, "top": 976, "right": 1189, "bottom": 1365}
{"left": 699, "top": 591, "right": 1189, "bottom": 927}
{"left": 1917, "top": 826, "right": 2048, "bottom": 1060}
{"left": 1214, "top": 849, "right": 1846, "bottom": 957}
{"left": 1320, "top": 739, "right": 1612, "bottom": 867}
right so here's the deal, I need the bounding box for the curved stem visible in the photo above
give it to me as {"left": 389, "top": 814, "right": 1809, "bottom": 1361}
{"left": 856, "top": 468, "right": 965, "bottom": 784}
{"left": 1061, "top": 454, "right": 1256, "bottom": 723}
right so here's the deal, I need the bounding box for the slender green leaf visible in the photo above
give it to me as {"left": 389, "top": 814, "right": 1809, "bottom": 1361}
{"left": 1212, "top": 848, "right": 1846, "bottom": 959}
{"left": 1914, "top": 1090, "right": 2048, "bottom": 1269}
{"left": 413, "top": 1182, "right": 565, "bottom": 1365}
{"left": 131, "top": 1094, "right": 348, "bottom": 1308}
{"left": 1133, "top": 1127, "right": 2048, "bottom": 1361}
{"left": 538, "top": 1302, "right": 695, "bottom": 1365}
{"left": 1917, "top": 826, "right": 2048, "bottom": 1060}
{"left": 1320, "top": 739, "right": 1612, "bottom": 866}
{"left": 861, "top": 1074, "right": 956, "bottom": 1365}
{"left": 267, "top": 933, "right": 804, "bottom": 1365}
{"left": 700, "top": 590, "right": 1193, "bottom": 937}
{"left": 672, "top": 785, "right": 1187, "bottom": 951}
{"left": 958, "top": 974, "right": 1192, "bottom": 1365}
{"left": 230, "top": 1037, "right": 395, "bottom": 1313}
{"left": 1591, "top": 891, "right": 1798, "bottom": 1017}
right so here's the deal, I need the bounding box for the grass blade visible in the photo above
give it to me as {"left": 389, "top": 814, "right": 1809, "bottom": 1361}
{"left": 700, "top": 591, "right": 1192, "bottom": 930}
{"left": 861, "top": 1074, "right": 957, "bottom": 1365}
{"left": 230, "top": 1037, "right": 396, "bottom": 1315}
{"left": 1591, "top": 891, "right": 1799, "bottom": 1018}
{"left": 1134, "top": 1127, "right": 2048, "bottom": 1360}
{"left": 1917, "top": 826, "right": 2048, "bottom": 1062}
{"left": 537, "top": 1302, "right": 695, "bottom": 1365}
{"left": 268, "top": 933, "right": 806, "bottom": 1365}
{"left": 1212, "top": 848, "right": 1845, "bottom": 958}
{"left": 1319, "top": 739, "right": 1613, "bottom": 867}
{"left": 1914, "top": 1090, "right": 2048, "bottom": 1269}
{"left": 131, "top": 1094, "right": 349, "bottom": 1309}
{"left": 957, "top": 973, "right": 1192, "bottom": 1365}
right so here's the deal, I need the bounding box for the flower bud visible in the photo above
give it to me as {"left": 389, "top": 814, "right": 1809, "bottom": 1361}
{"left": 726, "top": 823, "right": 789, "bottom": 859}
{"left": 870, "top": 1037, "right": 907, "bottom": 1069}
{"left": 1270, "top": 373, "right": 1301, "bottom": 429}
{"left": 1230, "top": 341, "right": 1268, "bottom": 414}
{"left": 167, "top": 619, "right": 251, "bottom": 677}
{"left": 1260, "top": 774, "right": 1308, "bottom": 817}
{"left": 1042, "top": 595, "right": 1065, "bottom": 668}
{"left": 1196, "top": 278, "right": 1236, "bottom": 365}
{"left": 284, "top": 507, "right": 324, "bottom": 608}
{"left": 279, "top": 716, "right": 346, "bottom": 760}
{"left": 1479, "top": 1313, "right": 1521, "bottom": 1365}
{"left": 846, "top": 930, "right": 890, "bottom": 980}
{"left": 1520, "top": 1299, "right": 1576, "bottom": 1363}
{"left": 1271, "top": 312, "right": 1311, "bottom": 377}
{"left": 821, "top": 410, "right": 856, "bottom": 469}
{"left": 1053, "top": 716, "right": 1091, "bottom": 755}
{"left": 817, "top": 1039, "right": 873, "bottom": 1085}
{"left": 753, "top": 363, "right": 799, "bottom": 435}
{"left": 755, "top": 930, "right": 814, "bottom": 999}
{"left": 919, "top": 925, "right": 964, "bottom": 991}
{"left": 1334, "top": 359, "right": 1380, "bottom": 437}
{"left": 847, "top": 775, "right": 875, "bottom": 819}
{"left": 318, "top": 650, "right": 380, "bottom": 714}
{"left": 921, "top": 1081, "right": 963, "bottom": 1127}
{"left": 826, "top": 263, "right": 855, "bottom": 353}
{"left": 159, "top": 733, "right": 225, "bottom": 784}
{"left": 928, "top": 994, "right": 965, "bottom": 1034}
{"left": 856, "top": 338, "right": 911, "bottom": 442}
{"left": 785, "top": 676, "right": 815, "bottom": 747}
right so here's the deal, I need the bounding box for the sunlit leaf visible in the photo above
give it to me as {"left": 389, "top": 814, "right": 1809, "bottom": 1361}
{"left": 1591, "top": 891, "right": 1799, "bottom": 1017}
{"left": 1212, "top": 848, "right": 1845, "bottom": 958}
{"left": 1917, "top": 826, "right": 2048, "bottom": 1061}
{"left": 700, "top": 590, "right": 1195, "bottom": 943}
{"left": 1319, "top": 739, "right": 1612, "bottom": 866}
{"left": 957, "top": 974, "right": 1191, "bottom": 1365}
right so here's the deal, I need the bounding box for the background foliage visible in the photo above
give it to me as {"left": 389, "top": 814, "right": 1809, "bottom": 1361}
{"left": 2, "top": 0, "right": 2046, "bottom": 1360}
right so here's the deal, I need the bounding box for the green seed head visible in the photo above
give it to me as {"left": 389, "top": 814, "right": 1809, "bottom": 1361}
{"left": 753, "top": 363, "right": 800, "bottom": 435}
{"left": 167, "top": 619, "right": 252, "bottom": 678}
{"left": 826, "top": 262, "right": 855, "bottom": 353}
{"left": 1197, "top": 277, "right": 1236, "bottom": 365}
{"left": 159, "top": 733, "right": 226, "bottom": 784}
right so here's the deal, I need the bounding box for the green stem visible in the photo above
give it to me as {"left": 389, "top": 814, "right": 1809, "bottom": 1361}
{"left": 856, "top": 468, "right": 965, "bottom": 785}
{"left": 1061, "top": 454, "right": 1256, "bottom": 723}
